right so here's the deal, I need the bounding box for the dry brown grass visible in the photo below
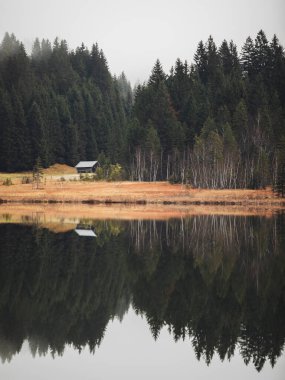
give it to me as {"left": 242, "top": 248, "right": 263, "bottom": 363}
{"left": 0, "top": 180, "right": 284, "bottom": 207}
{"left": 0, "top": 164, "right": 76, "bottom": 184}
{"left": 43, "top": 163, "right": 76, "bottom": 175}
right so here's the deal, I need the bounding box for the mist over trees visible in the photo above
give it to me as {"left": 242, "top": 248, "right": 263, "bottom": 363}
{"left": 0, "top": 31, "right": 284, "bottom": 192}
{"left": 0, "top": 33, "right": 130, "bottom": 171}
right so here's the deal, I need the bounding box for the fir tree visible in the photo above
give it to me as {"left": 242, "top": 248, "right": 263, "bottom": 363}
{"left": 32, "top": 157, "right": 44, "bottom": 189}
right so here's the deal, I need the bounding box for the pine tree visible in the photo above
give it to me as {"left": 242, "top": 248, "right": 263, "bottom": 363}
{"left": 219, "top": 40, "right": 232, "bottom": 75}
{"left": 148, "top": 59, "right": 166, "bottom": 87}
{"left": 32, "top": 157, "right": 44, "bottom": 189}
{"left": 31, "top": 38, "right": 41, "bottom": 60}
{"left": 194, "top": 41, "right": 208, "bottom": 84}
{"left": 269, "top": 35, "right": 285, "bottom": 104}
{"left": 70, "top": 43, "right": 89, "bottom": 79}
{"left": 27, "top": 101, "right": 49, "bottom": 166}
{"left": 68, "top": 85, "right": 87, "bottom": 158}
{"left": 254, "top": 30, "right": 270, "bottom": 75}
{"left": 232, "top": 99, "right": 248, "bottom": 143}
{"left": 11, "top": 89, "right": 31, "bottom": 170}
{"left": 241, "top": 36, "right": 255, "bottom": 77}
{"left": 57, "top": 96, "right": 79, "bottom": 165}
{"left": 167, "top": 58, "right": 190, "bottom": 119}
{"left": 90, "top": 43, "right": 112, "bottom": 93}
{"left": 116, "top": 72, "right": 133, "bottom": 115}
{"left": 0, "top": 88, "right": 15, "bottom": 171}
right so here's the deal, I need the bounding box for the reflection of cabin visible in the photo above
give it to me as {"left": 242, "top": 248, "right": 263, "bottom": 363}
{"left": 75, "top": 224, "right": 97, "bottom": 238}
{"left": 75, "top": 161, "right": 99, "bottom": 173}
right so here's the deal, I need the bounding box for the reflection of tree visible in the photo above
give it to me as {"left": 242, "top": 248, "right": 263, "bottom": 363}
{"left": 0, "top": 222, "right": 132, "bottom": 361}
{"left": 0, "top": 214, "right": 284, "bottom": 371}
{"left": 130, "top": 214, "right": 285, "bottom": 371}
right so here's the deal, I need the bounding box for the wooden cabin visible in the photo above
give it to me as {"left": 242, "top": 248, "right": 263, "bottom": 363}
{"left": 75, "top": 161, "right": 99, "bottom": 173}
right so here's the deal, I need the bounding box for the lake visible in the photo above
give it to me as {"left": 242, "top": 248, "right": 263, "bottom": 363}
{"left": 0, "top": 212, "right": 284, "bottom": 379}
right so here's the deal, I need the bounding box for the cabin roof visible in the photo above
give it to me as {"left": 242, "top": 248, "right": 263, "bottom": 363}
{"left": 75, "top": 229, "right": 97, "bottom": 237}
{"left": 75, "top": 161, "right": 98, "bottom": 168}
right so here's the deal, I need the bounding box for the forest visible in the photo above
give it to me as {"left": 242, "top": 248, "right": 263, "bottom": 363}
{"left": 0, "top": 215, "right": 284, "bottom": 370}
{"left": 0, "top": 31, "right": 285, "bottom": 192}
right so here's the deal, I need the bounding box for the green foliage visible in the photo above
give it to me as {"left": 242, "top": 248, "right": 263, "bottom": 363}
{"left": 77, "top": 161, "right": 124, "bottom": 182}
{"left": 108, "top": 164, "right": 124, "bottom": 181}
{"left": 93, "top": 167, "right": 105, "bottom": 181}
{"left": 93, "top": 163, "right": 124, "bottom": 181}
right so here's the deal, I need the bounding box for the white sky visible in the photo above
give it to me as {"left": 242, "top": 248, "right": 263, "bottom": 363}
{"left": 0, "top": 0, "right": 284, "bottom": 85}
{"left": 1, "top": 308, "right": 285, "bottom": 379}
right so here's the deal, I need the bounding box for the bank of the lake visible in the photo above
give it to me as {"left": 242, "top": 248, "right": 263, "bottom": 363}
{"left": 0, "top": 181, "right": 285, "bottom": 207}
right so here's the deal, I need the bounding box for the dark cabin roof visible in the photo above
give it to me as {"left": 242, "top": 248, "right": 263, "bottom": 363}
{"left": 75, "top": 161, "right": 98, "bottom": 168}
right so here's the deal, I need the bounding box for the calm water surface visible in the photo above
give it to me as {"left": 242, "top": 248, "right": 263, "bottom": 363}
{"left": 0, "top": 213, "right": 285, "bottom": 379}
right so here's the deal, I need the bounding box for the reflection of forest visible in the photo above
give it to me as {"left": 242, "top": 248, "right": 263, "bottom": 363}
{"left": 0, "top": 214, "right": 284, "bottom": 371}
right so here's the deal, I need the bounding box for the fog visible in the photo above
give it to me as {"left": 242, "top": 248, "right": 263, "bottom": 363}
{"left": 0, "top": 0, "right": 284, "bottom": 84}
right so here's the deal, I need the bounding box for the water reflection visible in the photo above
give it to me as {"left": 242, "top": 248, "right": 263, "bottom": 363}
{"left": 0, "top": 214, "right": 284, "bottom": 372}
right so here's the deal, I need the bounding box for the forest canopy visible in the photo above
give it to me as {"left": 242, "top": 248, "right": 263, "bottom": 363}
{"left": 0, "top": 31, "right": 284, "bottom": 192}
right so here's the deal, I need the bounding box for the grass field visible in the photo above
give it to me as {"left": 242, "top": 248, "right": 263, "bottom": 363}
{"left": 0, "top": 164, "right": 284, "bottom": 207}
{"left": 0, "top": 163, "right": 76, "bottom": 182}
{"left": 0, "top": 179, "right": 284, "bottom": 206}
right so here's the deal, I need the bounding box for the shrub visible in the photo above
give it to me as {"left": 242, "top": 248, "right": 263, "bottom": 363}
{"left": 22, "top": 176, "right": 32, "bottom": 184}
{"left": 93, "top": 167, "right": 105, "bottom": 181}
{"left": 79, "top": 163, "right": 125, "bottom": 182}
{"left": 80, "top": 173, "right": 93, "bottom": 181}
{"left": 108, "top": 164, "right": 123, "bottom": 181}
{"left": 3, "top": 178, "right": 13, "bottom": 186}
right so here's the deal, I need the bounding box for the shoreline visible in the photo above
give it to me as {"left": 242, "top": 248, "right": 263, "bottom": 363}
{"left": 1, "top": 198, "right": 285, "bottom": 207}
{"left": 0, "top": 203, "right": 284, "bottom": 234}
{"left": 0, "top": 181, "right": 284, "bottom": 207}
{"left": 0, "top": 201, "right": 284, "bottom": 222}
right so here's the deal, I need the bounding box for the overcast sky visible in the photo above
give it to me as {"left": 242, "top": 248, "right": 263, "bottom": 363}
{"left": 0, "top": 0, "right": 284, "bottom": 85}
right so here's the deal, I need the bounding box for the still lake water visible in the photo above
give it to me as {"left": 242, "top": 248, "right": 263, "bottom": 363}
{"left": 0, "top": 213, "right": 285, "bottom": 379}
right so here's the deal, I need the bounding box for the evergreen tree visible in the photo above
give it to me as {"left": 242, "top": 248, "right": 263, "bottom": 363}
{"left": 27, "top": 101, "right": 49, "bottom": 166}
{"left": 116, "top": 72, "right": 133, "bottom": 115}
{"left": 241, "top": 36, "right": 255, "bottom": 77}
{"left": 254, "top": 30, "right": 270, "bottom": 75}
{"left": 0, "top": 88, "right": 15, "bottom": 171}
{"left": 11, "top": 89, "right": 31, "bottom": 170}
{"left": 32, "top": 157, "right": 44, "bottom": 189}
{"left": 232, "top": 99, "right": 249, "bottom": 143}
{"left": 194, "top": 41, "right": 208, "bottom": 84}
{"left": 148, "top": 59, "right": 166, "bottom": 87}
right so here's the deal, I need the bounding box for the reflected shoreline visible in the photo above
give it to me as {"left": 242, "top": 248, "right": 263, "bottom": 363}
{"left": 0, "top": 203, "right": 284, "bottom": 233}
